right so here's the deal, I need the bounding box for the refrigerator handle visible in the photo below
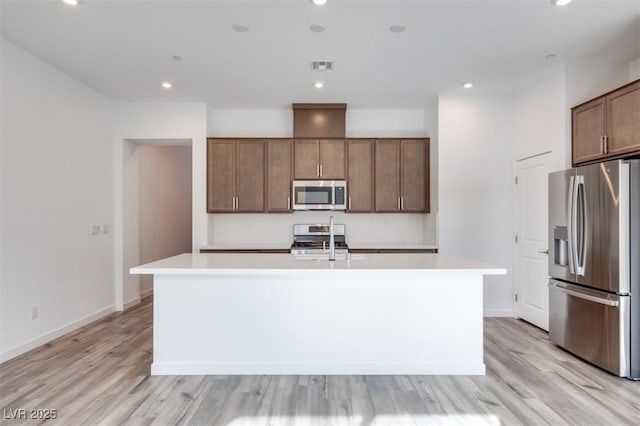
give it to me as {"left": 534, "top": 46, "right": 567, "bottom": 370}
{"left": 576, "top": 176, "right": 586, "bottom": 276}
{"left": 567, "top": 175, "right": 576, "bottom": 274}
{"left": 549, "top": 281, "right": 619, "bottom": 307}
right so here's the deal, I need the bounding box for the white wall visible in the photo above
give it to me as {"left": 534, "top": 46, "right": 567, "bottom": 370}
{"left": 208, "top": 109, "right": 291, "bottom": 137}
{"left": 438, "top": 95, "right": 515, "bottom": 317}
{"left": 114, "top": 103, "right": 206, "bottom": 309}
{"left": 206, "top": 107, "right": 429, "bottom": 138}
{"left": 513, "top": 65, "right": 567, "bottom": 172}
{"left": 0, "top": 39, "right": 115, "bottom": 361}
{"left": 629, "top": 57, "right": 640, "bottom": 80}
{"left": 138, "top": 145, "right": 192, "bottom": 296}
{"left": 206, "top": 107, "right": 438, "bottom": 246}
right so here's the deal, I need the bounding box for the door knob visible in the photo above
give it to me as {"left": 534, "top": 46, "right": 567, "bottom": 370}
{"left": 538, "top": 250, "right": 549, "bottom": 255}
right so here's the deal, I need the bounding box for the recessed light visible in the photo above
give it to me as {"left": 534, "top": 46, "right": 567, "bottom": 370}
{"left": 314, "top": 81, "right": 325, "bottom": 89}
{"left": 390, "top": 25, "right": 407, "bottom": 33}
{"left": 232, "top": 24, "right": 250, "bottom": 33}
{"left": 462, "top": 81, "right": 474, "bottom": 89}
{"left": 62, "top": 0, "right": 79, "bottom": 5}
{"left": 551, "top": 0, "right": 572, "bottom": 6}
{"left": 162, "top": 82, "right": 173, "bottom": 89}
{"left": 172, "top": 55, "right": 183, "bottom": 62}
{"left": 310, "top": 24, "right": 326, "bottom": 33}
{"left": 312, "top": 0, "right": 327, "bottom": 6}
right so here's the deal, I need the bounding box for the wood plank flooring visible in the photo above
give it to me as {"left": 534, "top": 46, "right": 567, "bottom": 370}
{"left": 1, "top": 296, "right": 639, "bottom": 425}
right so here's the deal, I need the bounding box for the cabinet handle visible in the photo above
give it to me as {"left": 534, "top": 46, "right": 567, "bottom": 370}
{"left": 401, "top": 197, "right": 404, "bottom": 210}
{"left": 600, "top": 136, "right": 605, "bottom": 154}
{"left": 316, "top": 164, "right": 320, "bottom": 177}
{"left": 232, "top": 197, "right": 235, "bottom": 210}
{"left": 320, "top": 164, "right": 323, "bottom": 177}
{"left": 235, "top": 197, "right": 238, "bottom": 210}
{"left": 287, "top": 197, "right": 291, "bottom": 210}
{"left": 349, "top": 196, "right": 352, "bottom": 210}
{"left": 398, "top": 197, "right": 401, "bottom": 210}
{"left": 604, "top": 135, "right": 609, "bottom": 154}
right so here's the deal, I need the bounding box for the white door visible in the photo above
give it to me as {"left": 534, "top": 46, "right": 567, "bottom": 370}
{"left": 515, "top": 153, "right": 551, "bottom": 330}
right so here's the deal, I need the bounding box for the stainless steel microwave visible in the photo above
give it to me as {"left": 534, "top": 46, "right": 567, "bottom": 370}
{"left": 292, "top": 180, "right": 347, "bottom": 211}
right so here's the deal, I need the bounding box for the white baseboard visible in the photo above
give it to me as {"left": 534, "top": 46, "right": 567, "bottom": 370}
{"left": 151, "top": 362, "right": 486, "bottom": 376}
{"left": 123, "top": 297, "right": 141, "bottom": 311}
{"left": 139, "top": 288, "right": 153, "bottom": 299}
{"left": 0, "top": 305, "right": 115, "bottom": 363}
{"left": 484, "top": 308, "right": 515, "bottom": 317}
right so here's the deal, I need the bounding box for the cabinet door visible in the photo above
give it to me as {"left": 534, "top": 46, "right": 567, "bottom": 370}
{"left": 401, "top": 139, "right": 429, "bottom": 212}
{"left": 347, "top": 139, "right": 373, "bottom": 212}
{"left": 267, "top": 140, "right": 293, "bottom": 212}
{"left": 572, "top": 98, "right": 606, "bottom": 165}
{"left": 319, "top": 139, "right": 346, "bottom": 179}
{"left": 207, "top": 139, "right": 236, "bottom": 212}
{"left": 606, "top": 81, "right": 640, "bottom": 157}
{"left": 294, "top": 140, "right": 320, "bottom": 179}
{"left": 236, "top": 140, "right": 265, "bottom": 212}
{"left": 374, "top": 140, "right": 401, "bottom": 212}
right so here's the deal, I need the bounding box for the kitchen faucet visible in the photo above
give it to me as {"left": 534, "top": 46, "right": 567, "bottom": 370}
{"left": 329, "top": 215, "right": 335, "bottom": 261}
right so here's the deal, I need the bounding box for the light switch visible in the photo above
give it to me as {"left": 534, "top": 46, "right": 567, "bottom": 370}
{"left": 91, "top": 225, "right": 101, "bottom": 235}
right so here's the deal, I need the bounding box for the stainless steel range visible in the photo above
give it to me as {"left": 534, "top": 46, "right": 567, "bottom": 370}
{"left": 290, "top": 223, "right": 349, "bottom": 259}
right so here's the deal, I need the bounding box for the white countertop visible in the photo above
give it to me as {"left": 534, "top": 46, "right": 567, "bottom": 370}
{"left": 130, "top": 253, "right": 505, "bottom": 275}
{"left": 201, "top": 243, "right": 291, "bottom": 250}
{"left": 201, "top": 243, "right": 438, "bottom": 251}
{"left": 349, "top": 243, "right": 438, "bottom": 250}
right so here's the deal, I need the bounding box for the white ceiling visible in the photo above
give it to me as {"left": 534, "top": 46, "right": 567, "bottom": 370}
{"left": 1, "top": 0, "right": 639, "bottom": 108}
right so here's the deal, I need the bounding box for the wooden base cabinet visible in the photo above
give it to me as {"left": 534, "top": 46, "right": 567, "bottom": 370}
{"left": 207, "top": 139, "right": 265, "bottom": 213}
{"left": 572, "top": 79, "right": 640, "bottom": 166}
{"left": 374, "top": 139, "right": 429, "bottom": 213}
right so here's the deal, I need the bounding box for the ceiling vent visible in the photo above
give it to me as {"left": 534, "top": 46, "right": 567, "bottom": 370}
{"left": 311, "top": 61, "right": 334, "bottom": 71}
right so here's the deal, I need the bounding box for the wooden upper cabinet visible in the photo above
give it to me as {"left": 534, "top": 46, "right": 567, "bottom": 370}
{"left": 207, "top": 140, "right": 236, "bottom": 212}
{"left": 572, "top": 79, "right": 640, "bottom": 166}
{"left": 606, "top": 81, "right": 640, "bottom": 157}
{"left": 572, "top": 98, "right": 607, "bottom": 165}
{"left": 293, "top": 139, "right": 345, "bottom": 179}
{"left": 236, "top": 140, "right": 265, "bottom": 212}
{"left": 208, "top": 137, "right": 430, "bottom": 215}
{"left": 401, "top": 139, "right": 429, "bottom": 212}
{"left": 374, "top": 140, "right": 401, "bottom": 212}
{"left": 207, "top": 139, "right": 265, "bottom": 213}
{"left": 266, "top": 140, "right": 293, "bottom": 212}
{"left": 374, "top": 139, "right": 429, "bottom": 213}
{"left": 347, "top": 139, "right": 374, "bottom": 212}
{"left": 319, "top": 140, "right": 346, "bottom": 179}
{"left": 294, "top": 140, "right": 320, "bottom": 179}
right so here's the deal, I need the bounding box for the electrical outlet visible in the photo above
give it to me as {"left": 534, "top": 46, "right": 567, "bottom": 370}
{"left": 91, "top": 225, "right": 101, "bottom": 235}
{"left": 102, "top": 224, "right": 109, "bottom": 234}
{"left": 31, "top": 306, "right": 38, "bottom": 320}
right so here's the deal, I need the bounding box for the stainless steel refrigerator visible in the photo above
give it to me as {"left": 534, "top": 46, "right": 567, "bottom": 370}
{"left": 548, "top": 159, "right": 639, "bottom": 378}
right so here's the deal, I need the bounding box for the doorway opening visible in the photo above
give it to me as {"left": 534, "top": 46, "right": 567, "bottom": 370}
{"left": 122, "top": 139, "right": 193, "bottom": 309}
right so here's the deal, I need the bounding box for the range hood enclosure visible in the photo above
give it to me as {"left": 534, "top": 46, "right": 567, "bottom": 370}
{"left": 292, "top": 103, "right": 346, "bottom": 138}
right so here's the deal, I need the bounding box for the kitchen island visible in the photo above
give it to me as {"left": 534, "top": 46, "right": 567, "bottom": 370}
{"left": 131, "top": 253, "right": 505, "bottom": 376}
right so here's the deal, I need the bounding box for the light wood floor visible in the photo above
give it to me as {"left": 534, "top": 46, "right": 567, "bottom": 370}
{"left": 1, "top": 297, "right": 639, "bottom": 426}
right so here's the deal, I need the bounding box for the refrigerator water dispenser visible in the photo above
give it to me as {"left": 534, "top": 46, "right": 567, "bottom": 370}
{"left": 553, "top": 226, "right": 568, "bottom": 266}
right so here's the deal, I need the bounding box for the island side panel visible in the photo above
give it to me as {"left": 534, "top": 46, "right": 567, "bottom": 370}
{"left": 151, "top": 270, "right": 484, "bottom": 375}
